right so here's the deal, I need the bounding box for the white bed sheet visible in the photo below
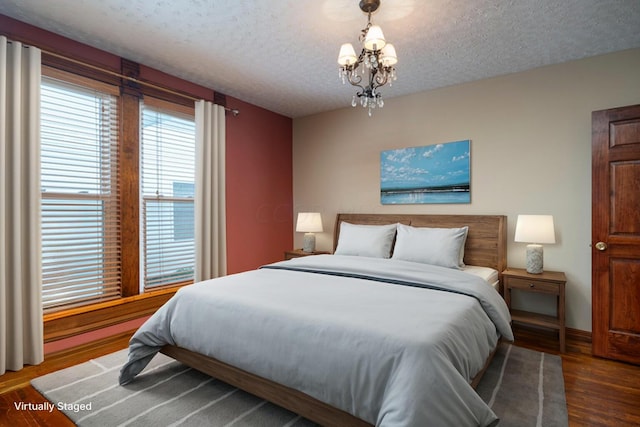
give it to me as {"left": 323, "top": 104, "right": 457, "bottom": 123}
{"left": 463, "top": 264, "right": 500, "bottom": 290}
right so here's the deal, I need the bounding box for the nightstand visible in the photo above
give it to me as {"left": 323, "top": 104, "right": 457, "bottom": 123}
{"left": 284, "top": 249, "right": 331, "bottom": 260}
{"left": 502, "top": 268, "right": 567, "bottom": 352}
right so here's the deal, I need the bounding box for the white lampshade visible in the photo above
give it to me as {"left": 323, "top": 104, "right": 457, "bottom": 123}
{"left": 337, "top": 43, "right": 358, "bottom": 66}
{"left": 380, "top": 43, "right": 397, "bottom": 66}
{"left": 296, "top": 212, "right": 323, "bottom": 233}
{"left": 364, "top": 25, "right": 386, "bottom": 51}
{"left": 515, "top": 215, "right": 555, "bottom": 274}
{"left": 296, "top": 212, "right": 323, "bottom": 253}
{"left": 514, "top": 215, "right": 556, "bottom": 244}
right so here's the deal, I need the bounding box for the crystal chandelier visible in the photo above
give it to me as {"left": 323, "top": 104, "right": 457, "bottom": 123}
{"left": 337, "top": 0, "right": 398, "bottom": 116}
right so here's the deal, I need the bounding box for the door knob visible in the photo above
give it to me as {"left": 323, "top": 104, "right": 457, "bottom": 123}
{"left": 595, "top": 241, "right": 608, "bottom": 251}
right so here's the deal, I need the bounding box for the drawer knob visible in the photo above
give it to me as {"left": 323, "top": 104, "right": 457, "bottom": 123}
{"left": 529, "top": 283, "right": 535, "bottom": 288}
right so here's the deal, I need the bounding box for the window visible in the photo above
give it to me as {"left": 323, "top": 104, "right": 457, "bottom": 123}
{"left": 40, "top": 71, "right": 121, "bottom": 310}
{"left": 40, "top": 67, "right": 196, "bottom": 311}
{"left": 140, "top": 99, "right": 196, "bottom": 290}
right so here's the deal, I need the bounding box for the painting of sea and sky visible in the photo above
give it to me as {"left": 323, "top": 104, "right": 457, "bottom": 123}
{"left": 381, "top": 140, "right": 470, "bottom": 204}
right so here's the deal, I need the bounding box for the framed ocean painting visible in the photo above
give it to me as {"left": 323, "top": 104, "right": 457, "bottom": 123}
{"left": 380, "top": 140, "right": 471, "bottom": 204}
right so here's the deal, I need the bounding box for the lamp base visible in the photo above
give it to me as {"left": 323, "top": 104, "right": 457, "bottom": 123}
{"left": 525, "top": 244, "right": 544, "bottom": 274}
{"left": 302, "top": 233, "right": 316, "bottom": 253}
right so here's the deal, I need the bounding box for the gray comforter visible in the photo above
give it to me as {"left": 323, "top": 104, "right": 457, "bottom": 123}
{"left": 120, "top": 255, "right": 513, "bottom": 426}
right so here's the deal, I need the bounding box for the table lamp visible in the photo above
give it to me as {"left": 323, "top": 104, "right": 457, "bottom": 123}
{"left": 296, "top": 212, "right": 323, "bottom": 252}
{"left": 514, "top": 214, "right": 556, "bottom": 274}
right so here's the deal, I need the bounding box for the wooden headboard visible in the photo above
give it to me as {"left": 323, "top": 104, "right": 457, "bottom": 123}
{"left": 333, "top": 213, "right": 507, "bottom": 274}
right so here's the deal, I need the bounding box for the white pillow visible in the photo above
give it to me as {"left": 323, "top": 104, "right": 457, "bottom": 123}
{"left": 391, "top": 224, "right": 469, "bottom": 269}
{"left": 334, "top": 222, "right": 398, "bottom": 258}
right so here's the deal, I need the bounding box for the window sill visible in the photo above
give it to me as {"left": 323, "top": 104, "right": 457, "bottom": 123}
{"left": 43, "top": 286, "right": 184, "bottom": 342}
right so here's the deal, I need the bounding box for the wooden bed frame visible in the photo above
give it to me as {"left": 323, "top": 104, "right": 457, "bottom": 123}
{"left": 161, "top": 213, "right": 507, "bottom": 426}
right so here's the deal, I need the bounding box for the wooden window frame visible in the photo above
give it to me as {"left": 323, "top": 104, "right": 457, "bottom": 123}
{"left": 42, "top": 57, "right": 195, "bottom": 341}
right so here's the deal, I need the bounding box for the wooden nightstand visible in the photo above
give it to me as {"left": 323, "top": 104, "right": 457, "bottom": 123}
{"left": 502, "top": 268, "right": 567, "bottom": 352}
{"left": 284, "top": 249, "right": 331, "bottom": 260}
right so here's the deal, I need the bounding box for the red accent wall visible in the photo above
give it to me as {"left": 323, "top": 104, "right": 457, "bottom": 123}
{"left": 225, "top": 97, "right": 293, "bottom": 273}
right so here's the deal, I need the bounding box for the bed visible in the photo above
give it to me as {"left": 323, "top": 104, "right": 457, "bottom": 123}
{"left": 119, "top": 213, "right": 512, "bottom": 426}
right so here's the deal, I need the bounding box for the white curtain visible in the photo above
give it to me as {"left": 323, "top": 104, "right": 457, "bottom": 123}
{"left": 195, "top": 101, "right": 227, "bottom": 281}
{"left": 0, "top": 36, "right": 43, "bottom": 374}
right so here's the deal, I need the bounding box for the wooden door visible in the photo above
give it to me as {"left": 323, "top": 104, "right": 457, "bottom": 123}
{"left": 592, "top": 104, "right": 640, "bottom": 364}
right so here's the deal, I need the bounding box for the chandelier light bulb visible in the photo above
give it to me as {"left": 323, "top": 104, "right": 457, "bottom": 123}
{"left": 380, "top": 43, "right": 397, "bottom": 66}
{"left": 337, "top": 43, "right": 358, "bottom": 66}
{"left": 364, "top": 25, "right": 386, "bottom": 51}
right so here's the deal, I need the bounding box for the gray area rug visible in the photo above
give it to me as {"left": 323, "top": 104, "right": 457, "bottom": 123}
{"left": 32, "top": 343, "right": 567, "bottom": 426}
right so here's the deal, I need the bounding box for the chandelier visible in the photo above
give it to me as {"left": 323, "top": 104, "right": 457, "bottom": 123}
{"left": 337, "top": 0, "right": 398, "bottom": 116}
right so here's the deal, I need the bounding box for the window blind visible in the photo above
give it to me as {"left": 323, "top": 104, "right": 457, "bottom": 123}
{"left": 141, "top": 99, "right": 196, "bottom": 290}
{"left": 41, "top": 73, "right": 121, "bottom": 310}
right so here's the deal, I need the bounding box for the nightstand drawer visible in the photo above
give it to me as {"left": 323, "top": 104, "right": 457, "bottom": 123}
{"left": 506, "top": 277, "right": 559, "bottom": 294}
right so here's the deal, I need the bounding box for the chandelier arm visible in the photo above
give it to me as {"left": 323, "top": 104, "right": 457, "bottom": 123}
{"left": 373, "top": 69, "right": 389, "bottom": 88}
{"left": 342, "top": 64, "right": 364, "bottom": 87}
{"left": 343, "top": 48, "right": 368, "bottom": 88}
{"left": 346, "top": 72, "right": 364, "bottom": 89}
{"left": 356, "top": 49, "right": 367, "bottom": 65}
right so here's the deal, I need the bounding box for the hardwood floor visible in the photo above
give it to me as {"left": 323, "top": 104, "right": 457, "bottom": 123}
{"left": 512, "top": 326, "right": 640, "bottom": 427}
{"left": 1, "top": 326, "right": 639, "bottom": 426}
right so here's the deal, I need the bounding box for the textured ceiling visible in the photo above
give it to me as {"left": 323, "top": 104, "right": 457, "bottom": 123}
{"left": 1, "top": 0, "right": 640, "bottom": 118}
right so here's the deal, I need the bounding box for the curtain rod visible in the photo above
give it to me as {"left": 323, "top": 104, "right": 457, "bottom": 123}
{"left": 39, "top": 47, "right": 240, "bottom": 116}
